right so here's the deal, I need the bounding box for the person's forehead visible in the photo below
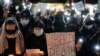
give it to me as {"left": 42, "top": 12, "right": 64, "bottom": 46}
{"left": 34, "top": 27, "right": 42, "bottom": 29}
{"left": 6, "top": 23, "right": 16, "bottom": 25}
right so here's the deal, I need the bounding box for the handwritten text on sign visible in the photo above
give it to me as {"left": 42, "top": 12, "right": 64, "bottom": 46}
{"left": 46, "top": 32, "right": 75, "bottom": 56}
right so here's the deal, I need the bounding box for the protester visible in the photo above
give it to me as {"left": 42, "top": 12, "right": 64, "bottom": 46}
{"left": 28, "top": 20, "right": 48, "bottom": 56}
{"left": 19, "top": 9, "right": 34, "bottom": 50}
{"left": 42, "top": 10, "right": 54, "bottom": 33}
{"left": 54, "top": 11, "right": 66, "bottom": 32}
{"left": 79, "top": 15, "right": 96, "bottom": 56}
{"left": 0, "top": 17, "right": 25, "bottom": 56}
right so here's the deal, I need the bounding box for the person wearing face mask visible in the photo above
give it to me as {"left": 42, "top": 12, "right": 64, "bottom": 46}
{"left": 19, "top": 9, "right": 34, "bottom": 50}
{"left": 92, "top": 13, "right": 100, "bottom": 56}
{"left": 81, "top": 15, "right": 96, "bottom": 36}
{"left": 19, "top": 9, "right": 34, "bottom": 27}
{"left": 0, "top": 17, "right": 25, "bottom": 56}
{"left": 28, "top": 20, "right": 48, "bottom": 56}
{"left": 78, "top": 15, "right": 97, "bottom": 56}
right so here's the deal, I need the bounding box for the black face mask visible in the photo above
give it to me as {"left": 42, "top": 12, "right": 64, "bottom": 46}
{"left": 5, "top": 30, "right": 16, "bottom": 35}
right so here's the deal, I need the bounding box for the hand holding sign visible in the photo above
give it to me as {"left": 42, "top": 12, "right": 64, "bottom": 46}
{"left": 32, "top": 53, "right": 43, "bottom": 56}
{"left": 75, "top": 43, "right": 82, "bottom": 52}
{"left": 32, "top": 51, "right": 44, "bottom": 56}
{"left": 26, "top": 49, "right": 44, "bottom": 56}
{"left": 96, "top": 52, "right": 100, "bottom": 56}
{"left": 75, "top": 38, "right": 83, "bottom": 52}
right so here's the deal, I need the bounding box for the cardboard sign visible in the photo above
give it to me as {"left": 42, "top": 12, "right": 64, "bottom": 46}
{"left": 46, "top": 32, "right": 76, "bottom": 56}
{"left": 74, "top": 1, "right": 85, "bottom": 12}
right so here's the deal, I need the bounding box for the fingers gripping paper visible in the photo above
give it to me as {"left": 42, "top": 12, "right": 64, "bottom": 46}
{"left": 46, "top": 32, "right": 76, "bottom": 56}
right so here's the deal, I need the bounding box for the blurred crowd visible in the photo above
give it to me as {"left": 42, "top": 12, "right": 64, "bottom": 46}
{"left": 0, "top": 0, "right": 100, "bottom": 56}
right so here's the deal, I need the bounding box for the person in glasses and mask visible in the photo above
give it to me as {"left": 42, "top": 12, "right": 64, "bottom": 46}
{"left": 0, "top": 17, "right": 25, "bottom": 56}
{"left": 28, "top": 20, "right": 48, "bottom": 56}
{"left": 92, "top": 13, "right": 100, "bottom": 56}
{"left": 19, "top": 9, "right": 34, "bottom": 27}
{"left": 19, "top": 9, "right": 34, "bottom": 49}
{"left": 78, "top": 15, "right": 96, "bottom": 56}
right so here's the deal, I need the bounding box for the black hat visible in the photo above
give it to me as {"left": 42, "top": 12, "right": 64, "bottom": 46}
{"left": 33, "top": 20, "right": 45, "bottom": 28}
{"left": 5, "top": 19, "right": 16, "bottom": 25}
{"left": 20, "top": 9, "right": 30, "bottom": 18}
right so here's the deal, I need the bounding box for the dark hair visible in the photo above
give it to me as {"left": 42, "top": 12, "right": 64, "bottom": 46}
{"left": 20, "top": 9, "right": 31, "bottom": 18}
{"left": 33, "top": 20, "right": 45, "bottom": 28}
{"left": 5, "top": 20, "right": 18, "bottom": 30}
{"left": 5, "top": 20, "right": 16, "bottom": 24}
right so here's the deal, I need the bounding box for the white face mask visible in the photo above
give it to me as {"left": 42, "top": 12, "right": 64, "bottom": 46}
{"left": 85, "top": 25, "right": 93, "bottom": 29}
{"left": 20, "top": 19, "right": 29, "bottom": 26}
{"left": 34, "top": 28, "right": 44, "bottom": 36}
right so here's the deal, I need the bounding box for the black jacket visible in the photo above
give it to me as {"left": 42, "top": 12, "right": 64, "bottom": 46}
{"left": 28, "top": 33, "right": 48, "bottom": 56}
{"left": 54, "top": 12, "right": 66, "bottom": 32}
{"left": 78, "top": 26, "right": 97, "bottom": 56}
{"left": 42, "top": 17, "right": 54, "bottom": 33}
{"left": 19, "top": 19, "right": 34, "bottom": 49}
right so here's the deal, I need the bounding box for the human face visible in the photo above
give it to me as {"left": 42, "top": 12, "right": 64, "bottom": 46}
{"left": 6, "top": 24, "right": 16, "bottom": 30}
{"left": 33, "top": 27, "right": 44, "bottom": 36}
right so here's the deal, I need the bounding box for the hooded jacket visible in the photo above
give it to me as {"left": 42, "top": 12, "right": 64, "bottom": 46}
{"left": 0, "top": 17, "right": 25, "bottom": 54}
